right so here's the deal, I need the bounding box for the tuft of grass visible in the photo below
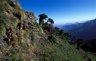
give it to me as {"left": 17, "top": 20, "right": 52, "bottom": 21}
{"left": 10, "top": 48, "right": 24, "bottom": 61}
{"left": 0, "top": 23, "right": 6, "bottom": 36}
{"left": 14, "top": 3, "right": 26, "bottom": 20}
{"left": 11, "top": 18, "right": 19, "bottom": 28}
{"left": 0, "top": 13, "right": 8, "bottom": 36}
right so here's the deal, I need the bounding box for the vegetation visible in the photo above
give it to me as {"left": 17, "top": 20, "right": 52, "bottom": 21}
{"left": 13, "top": 10, "right": 21, "bottom": 20}
{"left": 0, "top": 13, "right": 8, "bottom": 36}
{"left": 0, "top": 0, "right": 6, "bottom": 4}
{"left": 39, "top": 13, "right": 48, "bottom": 27}
{"left": 47, "top": 18, "right": 54, "bottom": 25}
{"left": 0, "top": 0, "right": 96, "bottom": 61}
{"left": 11, "top": 18, "right": 19, "bottom": 28}
{"left": 10, "top": 48, "right": 24, "bottom": 61}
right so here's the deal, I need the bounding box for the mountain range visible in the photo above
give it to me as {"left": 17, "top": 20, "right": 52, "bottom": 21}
{"left": 62, "top": 19, "right": 96, "bottom": 41}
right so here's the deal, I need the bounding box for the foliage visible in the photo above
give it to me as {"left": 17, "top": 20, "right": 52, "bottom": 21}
{"left": 0, "top": 4, "right": 3, "bottom": 12}
{"left": 10, "top": 48, "right": 24, "bottom": 61}
{"left": 13, "top": 10, "right": 21, "bottom": 20}
{"left": 0, "top": 23, "right": 6, "bottom": 36}
{"left": 15, "top": 4, "right": 26, "bottom": 20}
{"left": 11, "top": 18, "right": 19, "bottom": 28}
{"left": 35, "top": 36, "right": 96, "bottom": 61}
{"left": 39, "top": 13, "right": 48, "bottom": 20}
{"left": 0, "top": 13, "right": 8, "bottom": 36}
{"left": 38, "top": 13, "right": 48, "bottom": 26}
{"left": 0, "top": 0, "right": 6, "bottom": 4}
{"left": 48, "top": 35, "right": 56, "bottom": 43}
{"left": 47, "top": 18, "right": 54, "bottom": 25}
{"left": 7, "top": 0, "right": 15, "bottom": 7}
{"left": 3, "top": 2, "right": 13, "bottom": 13}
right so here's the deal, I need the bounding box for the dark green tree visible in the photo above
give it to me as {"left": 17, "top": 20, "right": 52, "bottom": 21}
{"left": 38, "top": 13, "right": 48, "bottom": 27}
{"left": 47, "top": 18, "right": 54, "bottom": 25}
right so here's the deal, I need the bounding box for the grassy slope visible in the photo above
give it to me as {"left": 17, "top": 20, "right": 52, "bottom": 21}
{"left": 31, "top": 35, "right": 96, "bottom": 61}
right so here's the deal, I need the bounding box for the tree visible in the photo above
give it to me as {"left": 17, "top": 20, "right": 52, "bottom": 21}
{"left": 38, "top": 13, "right": 48, "bottom": 27}
{"left": 47, "top": 18, "right": 54, "bottom": 25}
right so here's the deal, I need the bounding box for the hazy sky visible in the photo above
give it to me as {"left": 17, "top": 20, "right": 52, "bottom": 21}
{"left": 18, "top": 0, "right": 96, "bottom": 25}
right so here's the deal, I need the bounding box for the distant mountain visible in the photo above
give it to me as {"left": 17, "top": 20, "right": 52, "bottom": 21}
{"left": 62, "top": 19, "right": 96, "bottom": 41}
{"left": 62, "top": 23, "right": 83, "bottom": 32}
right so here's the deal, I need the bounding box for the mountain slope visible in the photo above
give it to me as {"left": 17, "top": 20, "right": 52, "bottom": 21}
{"left": 62, "top": 23, "right": 83, "bottom": 32}
{"left": 0, "top": 0, "right": 96, "bottom": 61}
{"left": 62, "top": 19, "right": 96, "bottom": 41}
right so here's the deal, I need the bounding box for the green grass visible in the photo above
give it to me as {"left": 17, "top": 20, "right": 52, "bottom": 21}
{"left": 10, "top": 48, "right": 24, "bottom": 61}
{"left": 0, "top": 0, "right": 6, "bottom": 4}
{"left": 32, "top": 35, "right": 96, "bottom": 61}
{"left": 11, "top": 18, "right": 19, "bottom": 28}
{"left": 0, "top": 23, "right": 6, "bottom": 36}
{"left": 0, "top": 13, "right": 8, "bottom": 36}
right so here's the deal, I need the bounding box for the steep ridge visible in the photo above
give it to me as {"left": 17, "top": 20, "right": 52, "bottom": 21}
{"left": 0, "top": 0, "right": 96, "bottom": 61}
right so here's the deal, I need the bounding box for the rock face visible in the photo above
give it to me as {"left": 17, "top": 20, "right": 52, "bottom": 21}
{"left": 0, "top": 0, "right": 96, "bottom": 61}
